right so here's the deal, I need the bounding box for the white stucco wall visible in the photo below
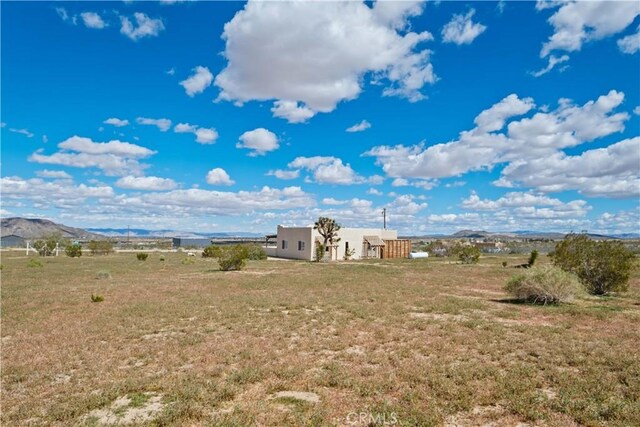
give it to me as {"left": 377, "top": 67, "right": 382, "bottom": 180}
{"left": 274, "top": 226, "right": 397, "bottom": 260}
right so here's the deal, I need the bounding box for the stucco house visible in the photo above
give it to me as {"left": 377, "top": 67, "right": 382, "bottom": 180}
{"left": 268, "top": 225, "right": 410, "bottom": 261}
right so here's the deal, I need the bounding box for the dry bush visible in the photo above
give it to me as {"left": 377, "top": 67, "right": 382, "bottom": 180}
{"left": 505, "top": 266, "right": 582, "bottom": 305}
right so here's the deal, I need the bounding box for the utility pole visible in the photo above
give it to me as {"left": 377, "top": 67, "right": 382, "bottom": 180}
{"left": 382, "top": 208, "right": 386, "bottom": 229}
{"left": 127, "top": 225, "right": 130, "bottom": 243}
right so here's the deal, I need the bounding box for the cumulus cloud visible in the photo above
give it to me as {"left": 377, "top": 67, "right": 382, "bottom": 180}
{"left": 618, "top": 26, "right": 640, "bottom": 54}
{"left": 346, "top": 120, "right": 372, "bottom": 133}
{"left": 136, "top": 117, "right": 172, "bottom": 132}
{"left": 80, "top": 12, "right": 106, "bottom": 29}
{"left": 287, "top": 156, "right": 362, "bottom": 185}
{"left": 215, "top": 0, "right": 435, "bottom": 121}
{"left": 540, "top": 1, "right": 640, "bottom": 57}
{"left": 237, "top": 128, "right": 279, "bottom": 156}
{"left": 462, "top": 191, "right": 590, "bottom": 218}
{"left": 36, "top": 170, "right": 72, "bottom": 180}
{"left": 1, "top": 176, "right": 115, "bottom": 209}
{"left": 104, "top": 117, "right": 129, "bottom": 127}
{"left": 365, "top": 90, "right": 634, "bottom": 198}
{"left": 180, "top": 66, "right": 213, "bottom": 97}
{"left": 174, "top": 123, "right": 197, "bottom": 133}
{"left": 120, "top": 13, "right": 165, "bottom": 41}
{"left": 28, "top": 135, "right": 156, "bottom": 177}
{"left": 115, "top": 175, "right": 178, "bottom": 191}
{"left": 267, "top": 169, "right": 300, "bottom": 180}
{"left": 441, "top": 9, "right": 487, "bottom": 45}
{"left": 322, "top": 197, "right": 348, "bottom": 206}
{"left": 206, "top": 168, "right": 235, "bottom": 186}
{"left": 195, "top": 128, "right": 218, "bottom": 144}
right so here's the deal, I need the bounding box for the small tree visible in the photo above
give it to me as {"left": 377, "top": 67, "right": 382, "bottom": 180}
{"left": 314, "top": 217, "right": 341, "bottom": 261}
{"left": 202, "top": 245, "right": 223, "bottom": 258}
{"left": 136, "top": 252, "right": 149, "bottom": 261}
{"left": 88, "top": 240, "right": 114, "bottom": 255}
{"left": 65, "top": 243, "right": 82, "bottom": 258}
{"left": 550, "top": 234, "right": 635, "bottom": 295}
{"left": 527, "top": 249, "right": 539, "bottom": 268}
{"left": 218, "top": 246, "right": 248, "bottom": 271}
{"left": 505, "top": 266, "right": 582, "bottom": 305}
{"left": 451, "top": 243, "right": 480, "bottom": 264}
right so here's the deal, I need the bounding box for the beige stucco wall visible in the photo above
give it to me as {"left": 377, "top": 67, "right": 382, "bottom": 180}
{"left": 275, "top": 226, "right": 397, "bottom": 260}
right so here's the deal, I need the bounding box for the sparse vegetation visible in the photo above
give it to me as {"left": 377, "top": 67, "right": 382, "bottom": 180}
{"left": 550, "top": 234, "right": 636, "bottom": 295}
{"left": 2, "top": 251, "right": 638, "bottom": 426}
{"left": 181, "top": 257, "right": 195, "bottom": 265}
{"left": 505, "top": 266, "right": 582, "bottom": 304}
{"left": 243, "top": 244, "right": 267, "bottom": 260}
{"left": 314, "top": 217, "right": 341, "bottom": 261}
{"left": 451, "top": 243, "right": 481, "bottom": 264}
{"left": 96, "top": 270, "right": 111, "bottom": 280}
{"left": 90, "top": 294, "right": 104, "bottom": 303}
{"left": 159, "top": 255, "right": 165, "bottom": 262}
{"left": 65, "top": 243, "right": 82, "bottom": 258}
{"left": 26, "top": 258, "right": 43, "bottom": 268}
{"left": 315, "top": 243, "right": 325, "bottom": 262}
{"left": 136, "top": 252, "right": 149, "bottom": 261}
{"left": 527, "top": 249, "right": 538, "bottom": 268}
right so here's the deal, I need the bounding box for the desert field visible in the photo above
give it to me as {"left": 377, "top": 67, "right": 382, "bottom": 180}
{"left": 1, "top": 251, "right": 639, "bottom": 426}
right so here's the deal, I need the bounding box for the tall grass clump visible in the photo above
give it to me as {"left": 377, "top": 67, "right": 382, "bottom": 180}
{"left": 505, "top": 266, "right": 582, "bottom": 305}
{"left": 218, "top": 246, "right": 248, "bottom": 271}
{"left": 27, "top": 258, "right": 43, "bottom": 268}
{"left": 136, "top": 252, "right": 149, "bottom": 261}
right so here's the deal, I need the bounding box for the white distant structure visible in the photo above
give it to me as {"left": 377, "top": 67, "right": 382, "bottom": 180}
{"left": 267, "top": 225, "right": 410, "bottom": 261}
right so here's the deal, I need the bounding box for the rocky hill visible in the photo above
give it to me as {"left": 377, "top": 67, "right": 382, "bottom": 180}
{"left": 1, "top": 217, "right": 103, "bottom": 239}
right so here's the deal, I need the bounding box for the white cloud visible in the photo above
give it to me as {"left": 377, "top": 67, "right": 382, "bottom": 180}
{"left": 56, "top": 7, "right": 70, "bottom": 22}
{"left": 104, "top": 117, "right": 130, "bottom": 127}
{"left": 36, "top": 170, "right": 72, "bottom": 180}
{"left": 80, "top": 12, "right": 106, "bottom": 29}
{"left": 180, "top": 66, "right": 213, "bottom": 97}
{"left": 634, "top": 106, "right": 640, "bottom": 116}
{"left": 206, "top": 168, "right": 235, "bottom": 186}
{"left": 496, "top": 137, "right": 640, "bottom": 198}
{"left": 462, "top": 191, "right": 590, "bottom": 217}
{"left": 1, "top": 176, "right": 115, "bottom": 209}
{"left": 270, "top": 101, "right": 316, "bottom": 124}
{"left": 365, "top": 90, "right": 634, "bottom": 198}
{"left": 618, "top": 26, "right": 640, "bottom": 54}
{"left": 195, "top": 128, "right": 218, "bottom": 144}
{"left": 441, "top": 9, "right": 487, "bottom": 45}
{"left": 8, "top": 128, "right": 34, "bottom": 138}
{"left": 174, "top": 123, "right": 197, "bottom": 133}
{"left": 540, "top": 1, "right": 640, "bottom": 57}
{"left": 367, "top": 188, "right": 383, "bottom": 196}
{"left": 346, "top": 120, "right": 372, "bottom": 133}
{"left": 322, "top": 197, "right": 348, "bottom": 206}
{"left": 28, "top": 135, "right": 155, "bottom": 177}
{"left": 237, "top": 128, "right": 279, "bottom": 156}
{"left": 166, "top": 68, "right": 176, "bottom": 76}
{"left": 215, "top": 0, "right": 435, "bottom": 120}
{"left": 136, "top": 117, "right": 172, "bottom": 132}
{"left": 115, "top": 175, "right": 177, "bottom": 191}
{"left": 392, "top": 178, "right": 409, "bottom": 187}
{"left": 120, "top": 13, "right": 165, "bottom": 41}
{"left": 267, "top": 169, "right": 300, "bottom": 180}
{"left": 531, "top": 54, "right": 570, "bottom": 77}
{"left": 42, "top": 135, "right": 49, "bottom": 143}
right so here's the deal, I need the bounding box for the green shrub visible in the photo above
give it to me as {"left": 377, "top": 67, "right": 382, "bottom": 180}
{"left": 502, "top": 261, "right": 508, "bottom": 268}
{"left": 65, "top": 243, "right": 82, "bottom": 258}
{"left": 88, "top": 240, "right": 114, "bottom": 255}
{"left": 181, "top": 257, "right": 195, "bottom": 265}
{"left": 505, "top": 266, "right": 582, "bottom": 305}
{"left": 550, "top": 234, "right": 635, "bottom": 295}
{"left": 27, "top": 258, "right": 43, "bottom": 268}
{"left": 243, "top": 244, "right": 267, "bottom": 260}
{"left": 202, "top": 245, "right": 222, "bottom": 258}
{"left": 315, "top": 243, "right": 325, "bottom": 262}
{"left": 527, "top": 249, "right": 539, "bottom": 267}
{"left": 96, "top": 270, "right": 111, "bottom": 279}
{"left": 451, "top": 243, "right": 481, "bottom": 264}
{"left": 218, "top": 246, "right": 248, "bottom": 271}
{"left": 136, "top": 252, "right": 149, "bottom": 261}
{"left": 91, "top": 294, "right": 104, "bottom": 303}
{"left": 159, "top": 255, "right": 165, "bottom": 262}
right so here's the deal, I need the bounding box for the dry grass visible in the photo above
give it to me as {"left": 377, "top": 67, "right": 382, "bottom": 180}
{"left": 1, "top": 252, "right": 639, "bottom": 426}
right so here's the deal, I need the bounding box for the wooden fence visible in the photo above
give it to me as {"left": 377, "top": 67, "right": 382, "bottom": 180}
{"left": 382, "top": 239, "right": 412, "bottom": 259}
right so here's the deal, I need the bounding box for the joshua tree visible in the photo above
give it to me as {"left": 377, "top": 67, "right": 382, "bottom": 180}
{"left": 314, "top": 217, "right": 341, "bottom": 260}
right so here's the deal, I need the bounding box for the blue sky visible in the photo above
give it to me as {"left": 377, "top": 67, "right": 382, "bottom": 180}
{"left": 2, "top": 0, "right": 639, "bottom": 235}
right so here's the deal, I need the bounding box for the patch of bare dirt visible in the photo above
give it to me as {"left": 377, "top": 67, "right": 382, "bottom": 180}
{"left": 83, "top": 393, "right": 164, "bottom": 425}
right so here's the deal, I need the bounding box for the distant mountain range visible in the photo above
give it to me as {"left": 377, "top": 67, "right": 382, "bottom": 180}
{"left": 2, "top": 218, "right": 637, "bottom": 241}
{"left": 1, "top": 217, "right": 103, "bottom": 239}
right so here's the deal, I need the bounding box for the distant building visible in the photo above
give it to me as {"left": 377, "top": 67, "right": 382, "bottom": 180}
{"left": 172, "top": 237, "right": 212, "bottom": 249}
{"left": 268, "top": 225, "right": 411, "bottom": 261}
{"left": 0, "top": 235, "right": 26, "bottom": 248}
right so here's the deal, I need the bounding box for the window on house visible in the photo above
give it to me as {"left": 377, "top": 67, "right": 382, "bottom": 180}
{"left": 281, "top": 240, "right": 288, "bottom": 250}
{"left": 298, "top": 241, "right": 305, "bottom": 251}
